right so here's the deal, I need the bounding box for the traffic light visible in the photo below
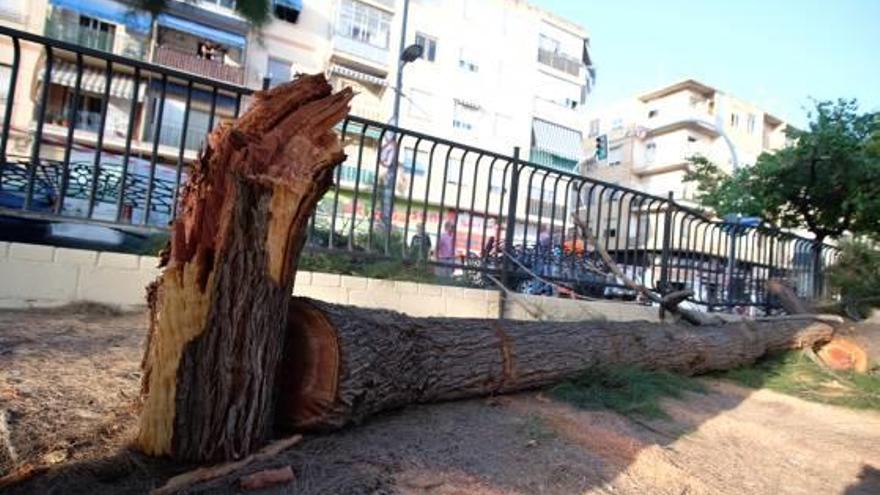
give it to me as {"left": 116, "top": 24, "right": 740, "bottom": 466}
{"left": 595, "top": 134, "right": 608, "bottom": 160}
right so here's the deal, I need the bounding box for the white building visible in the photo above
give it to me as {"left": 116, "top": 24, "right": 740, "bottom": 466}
{"left": 583, "top": 79, "right": 789, "bottom": 202}
{"left": 246, "top": 0, "right": 595, "bottom": 170}
{"left": 244, "top": 0, "right": 595, "bottom": 252}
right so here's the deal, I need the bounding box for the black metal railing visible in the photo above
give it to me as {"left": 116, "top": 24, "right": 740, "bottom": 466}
{"left": 0, "top": 25, "right": 839, "bottom": 312}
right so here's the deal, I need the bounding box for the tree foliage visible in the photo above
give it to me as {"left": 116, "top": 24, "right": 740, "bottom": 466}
{"left": 826, "top": 240, "right": 880, "bottom": 318}
{"left": 135, "top": 0, "right": 272, "bottom": 27}
{"left": 685, "top": 99, "right": 880, "bottom": 241}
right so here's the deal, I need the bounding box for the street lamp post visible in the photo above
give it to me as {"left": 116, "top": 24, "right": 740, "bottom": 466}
{"left": 381, "top": 0, "right": 422, "bottom": 240}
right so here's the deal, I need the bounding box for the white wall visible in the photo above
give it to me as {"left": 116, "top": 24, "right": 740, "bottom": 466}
{"left": 0, "top": 241, "right": 662, "bottom": 322}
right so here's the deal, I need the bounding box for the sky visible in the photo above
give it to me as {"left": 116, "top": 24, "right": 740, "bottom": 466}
{"left": 531, "top": 0, "right": 880, "bottom": 127}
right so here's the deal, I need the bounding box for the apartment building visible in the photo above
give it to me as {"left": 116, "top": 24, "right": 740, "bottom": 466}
{"left": 1, "top": 0, "right": 593, "bottom": 245}
{"left": 577, "top": 80, "right": 794, "bottom": 306}
{"left": 246, "top": 0, "right": 594, "bottom": 251}
{"left": 0, "top": 0, "right": 254, "bottom": 225}
{"left": 583, "top": 79, "right": 789, "bottom": 202}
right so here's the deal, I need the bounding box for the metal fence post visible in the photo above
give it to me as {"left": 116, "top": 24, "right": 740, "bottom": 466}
{"left": 812, "top": 240, "right": 823, "bottom": 300}
{"left": 499, "top": 147, "right": 521, "bottom": 318}
{"left": 658, "top": 191, "right": 674, "bottom": 295}
{"left": 765, "top": 234, "right": 776, "bottom": 314}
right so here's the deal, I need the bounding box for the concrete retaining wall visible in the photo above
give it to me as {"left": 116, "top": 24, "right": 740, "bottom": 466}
{"left": 0, "top": 241, "right": 661, "bottom": 322}
{"left": 0, "top": 241, "right": 161, "bottom": 308}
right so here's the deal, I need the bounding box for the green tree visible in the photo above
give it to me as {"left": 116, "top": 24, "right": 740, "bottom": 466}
{"left": 826, "top": 240, "right": 880, "bottom": 318}
{"left": 685, "top": 99, "right": 880, "bottom": 242}
{"left": 135, "top": 0, "right": 272, "bottom": 27}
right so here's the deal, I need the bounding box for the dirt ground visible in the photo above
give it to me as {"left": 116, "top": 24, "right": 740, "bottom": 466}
{"left": 1, "top": 307, "right": 879, "bottom": 495}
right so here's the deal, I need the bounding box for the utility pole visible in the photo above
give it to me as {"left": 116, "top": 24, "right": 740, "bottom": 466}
{"left": 381, "top": 0, "right": 411, "bottom": 232}
{"left": 391, "top": 0, "right": 410, "bottom": 128}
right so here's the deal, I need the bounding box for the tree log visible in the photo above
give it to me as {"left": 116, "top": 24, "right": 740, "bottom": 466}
{"left": 278, "top": 297, "right": 837, "bottom": 431}
{"left": 767, "top": 279, "right": 812, "bottom": 314}
{"left": 136, "top": 75, "right": 352, "bottom": 462}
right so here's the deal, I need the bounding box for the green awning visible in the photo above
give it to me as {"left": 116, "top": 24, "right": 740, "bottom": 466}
{"left": 336, "top": 121, "right": 383, "bottom": 141}
{"left": 529, "top": 149, "right": 579, "bottom": 172}
{"left": 531, "top": 118, "right": 584, "bottom": 162}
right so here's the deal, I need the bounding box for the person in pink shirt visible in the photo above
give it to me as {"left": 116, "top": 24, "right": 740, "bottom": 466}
{"left": 435, "top": 220, "right": 455, "bottom": 277}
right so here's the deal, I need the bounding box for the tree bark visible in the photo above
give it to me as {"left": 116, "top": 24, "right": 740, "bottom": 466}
{"left": 136, "top": 75, "right": 352, "bottom": 462}
{"left": 278, "top": 298, "right": 837, "bottom": 431}
{"left": 767, "top": 279, "right": 812, "bottom": 315}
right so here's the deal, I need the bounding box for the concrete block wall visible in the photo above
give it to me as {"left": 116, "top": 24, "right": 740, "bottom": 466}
{"left": 293, "top": 271, "right": 501, "bottom": 318}
{"left": 504, "top": 293, "right": 660, "bottom": 322}
{"left": 0, "top": 241, "right": 161, "bottom": 308}
{"left": 0, "top": 241, "right": 664, "bottom": 322}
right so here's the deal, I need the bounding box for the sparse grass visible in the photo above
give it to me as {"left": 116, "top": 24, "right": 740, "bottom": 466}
{"left": 549, "top": 367, "right": 707, "bottom": 419}
{"left": 519, "top": 414, "right": 556, "bottom": 442}
{"left": 298, "top": 250, "right": 439, "bottom": 283}
{"left": 717, "top": 351, "right": 880, "bottom": 411}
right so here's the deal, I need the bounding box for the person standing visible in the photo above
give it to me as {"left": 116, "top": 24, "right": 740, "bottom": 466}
{"left": 435, "top": 221, "right": 455, "bottom": 277}
{"left": 410, "top": 222, "right": 432, "bottom": 263}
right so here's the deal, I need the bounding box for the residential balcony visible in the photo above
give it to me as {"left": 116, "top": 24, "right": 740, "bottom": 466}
{"left": 332, "top": 34, "right": 390, "bottom": 71}
{"left": 644, "top": 109, "right": 718, "bottom": 137}
{"left": 44, "top": 16, "right": 146, "bottom": 59}
{"left": 153, "top": 45, "right": 244, "bottom": 85}
{"left": 537, "top": 48, "right": 583, "bottom": 79}
{"left": 634, "top": 142, "right": 709, "bottom": 177}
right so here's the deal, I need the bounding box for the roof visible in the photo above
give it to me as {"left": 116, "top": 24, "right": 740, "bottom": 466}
{"left": 637, "top": 79, "right": 717, "bottom": 102}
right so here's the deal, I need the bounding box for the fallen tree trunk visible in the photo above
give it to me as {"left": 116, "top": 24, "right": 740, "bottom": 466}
{"left": 136, "top": 75, "right": 352, "bottom": 462}
{"left": 278, "top": 298, "right": 837, "bottom": 431}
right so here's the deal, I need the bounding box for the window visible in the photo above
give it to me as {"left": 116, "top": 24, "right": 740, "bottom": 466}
{"left": 337, "top": 0, "right": 392, "bottom": 50}
{"left": 608, "top": 145, "right": 623, "bottom": 166}
{"left": 78, "top": 15, "right": 115, "bottom": 51}
{"left": 62, "top": 93, "right": 105, "bottom": 133}
{"left": 747, "top": 113, "right": 756, "bottom": 134}
{"left": 415, "top": 33, "right": 437, "bottom": 62}
{"left": 453, "top": 101, "right": 479, "bottom": 131}
{"left": 588, "top": 119, "right": 600, "bottom": 137}
{"left": 645, "top": 141, "right": 657, "bottom": 163}
{"left": 538, "top": 34, "right": 561, "bottom": 54}
{"left": 402, "top": 147, "right": 428, "bottom": 176}
{"left": 267, "top": 57, "right": 292, "bottom": 87}
{"left": 730, "top": 112, "right": 739, "bottom": 128}
{"left": 648, "top": 109, "right": 658, "bottom": 118}
{"left": 445, "top": 157, "right": 471, "bottom": 186}
{"left": 687, "top": 135, "right": 698, "bottom": 143}
{"left": 611, "top": 117, "right": 623, "bottom": 130}
{"left": 458, "top": 47, "right": 479, "bottom": 72}
{"left": 148, "top": 98, "right": 211, "bottom": 150}
{"left": 273, "top": 0, "right": 300, "bottom": 23}
{"left": 0, "top": 64, "right": 11, "bottom": 107}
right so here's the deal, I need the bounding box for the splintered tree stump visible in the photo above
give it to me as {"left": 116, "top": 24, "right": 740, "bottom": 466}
{"left": 278, "top": 298, "right": 837, "bottom": 431}
{"left": 136, "top": 75, "right": 352, "bottom": 462}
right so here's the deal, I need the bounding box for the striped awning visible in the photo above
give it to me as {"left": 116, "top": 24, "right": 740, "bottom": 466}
{"left": 531, "top": 118, "right": 584, "bottom": 162}
{"left": 329, "top": 64, "right": 387, "bottom": 87}
{"left": 39, "top": 60, "right": 146, "bottom": 102}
